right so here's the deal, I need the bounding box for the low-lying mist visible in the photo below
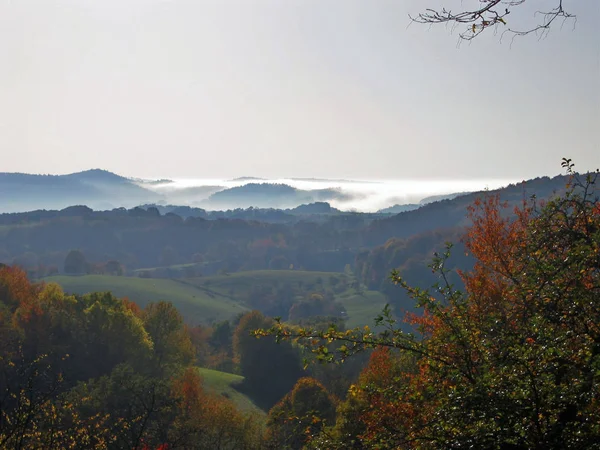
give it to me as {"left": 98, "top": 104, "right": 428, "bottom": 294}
{"left": 144, "top": 177, "right": 518, "bottom": 212}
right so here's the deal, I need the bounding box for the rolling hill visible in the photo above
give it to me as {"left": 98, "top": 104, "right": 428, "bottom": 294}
{"left": 198, "top": 368, "right": 265, "bottom": 415}
{"left": 44, "top": 275, "right": 248, "bottom": 324}
{"left": 364, "top": 174, "right": 570, "bottom": 246}
{"left": 205, "top": 183, "right": 355, "bottom": 210}
{"left": 0, "top": 169, "right": 161, "bottom": 212}
{"left": 44, "top": 270, "right": 389, "bottom": 328}
{"left": 181, "top": 270, "right": 388, "bottom": 328}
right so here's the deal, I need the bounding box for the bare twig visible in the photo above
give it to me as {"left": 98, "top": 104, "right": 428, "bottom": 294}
{"left": 410, "top": 1, "right": 575, "bottom": 42}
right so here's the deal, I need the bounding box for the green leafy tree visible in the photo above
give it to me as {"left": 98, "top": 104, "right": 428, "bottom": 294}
{"left": 75, "top": 292, "right": 153, "bottom": 379}
{"left": 233, "top": 311, "right": 304, "bottom": 408}
{"left": 104, "top": 260, "right": 124, "bottom": 276}
{"left": 69, "top": 363, "right": 175, "bottom": 449}
{"left": 143, "top": 301, "right": 194, "bottom": 375}
{"left": 64, "top": 249, "right": 89, "bottom": 274}
{"left": 0, "top": 265, "right": 264, "bottom": 449}
{"left": 257, "top": 165, "right": 600, "bottom": 448}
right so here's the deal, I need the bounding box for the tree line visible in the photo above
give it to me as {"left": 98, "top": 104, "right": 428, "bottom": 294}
{"left": 0, "top": 176, "right": 571, "bottom": 283}
{"left": 257, "top": 166, "right": 600, "bottom": 449}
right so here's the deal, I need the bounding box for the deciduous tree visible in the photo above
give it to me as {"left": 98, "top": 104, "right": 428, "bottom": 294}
{"left": 258, "top": 163, "right": 600, "bottom": 448}
{"left": 234, "top": 311, "right": 304, "bottom": 408}
{"left": 266, "top": 377, "right": 337, "bottom": 450}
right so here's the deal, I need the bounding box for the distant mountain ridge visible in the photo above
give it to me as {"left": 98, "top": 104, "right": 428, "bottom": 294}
{"left": 0, "top": 169, "right": 379, "bottom": 213}
{"left": 0, "top": 169, "right": 556, "bottom": 216}
{"left": 0, "top": 171, "right": 584, "bottom": 282}
{"left": 0, "top": 170, "right": 367, "bottom": 213}
{"left": 228, "top": 176, "right": 266, "bottom": 182}
{"left": 376, "top": 192, "right": 472, "bottom": 214}
{"left": 205, "top": 182, "right": 355, "bottom": 209}
{"left": 62, "top": 168, "right": 130, "bottom": 183}
{"left": 377, "top": 204, "right": 420, "bottom": 214}
{"left": 418, "top": 191, "right": 471, "bottom": 204}
{"left": 364, "top": 174, "right": 572, "bottom": 246}
{"left": 0, "top": 169, "right": 160, "bottom": 212}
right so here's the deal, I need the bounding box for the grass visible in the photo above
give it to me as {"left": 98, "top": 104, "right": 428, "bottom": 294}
{"left": 336, "top": 291, "right": 388, "bottom": 328}
{"left": 44, "top": 275, "right": 248, "bottom": 325}
{"left": 132, "top": 262, "right": 202, "bottom": 272}
{"left": 186, "top": 270, "right": 346, "bottom": 292}
{"left": 197, "top": 367, "right": 265, "bottom": 415}
{"left": 45, "top": 270, "right": 388, "bottom": 327}
{"left": 184, "top": 270, "right": 388, "bottom": 328}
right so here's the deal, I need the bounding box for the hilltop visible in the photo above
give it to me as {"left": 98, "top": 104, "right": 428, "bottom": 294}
{"left": 205, "top": 183, "right": 355, "bottom": 209}
{"left": 0, "top": 172, "right": 575, "bottom": 278}
{"left": 364, "top": 174, "right": 570, "bottom": 246}
{"left": 44, "top": 270, "right": 387, "bottom": 328}
{"left": 0, "top": 169, "right": 160, "bottom": 212}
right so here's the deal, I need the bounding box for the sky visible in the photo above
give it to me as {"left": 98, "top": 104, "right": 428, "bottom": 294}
{"left": 0, "top": 0, "right": 598, "bottom": 181}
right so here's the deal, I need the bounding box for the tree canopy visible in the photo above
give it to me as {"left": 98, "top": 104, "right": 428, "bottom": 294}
{"left": 258, "top": 163, "right": 600, "bottom": 448}
{"left": 0, "top": 268, "right": 263, "bottom": 449}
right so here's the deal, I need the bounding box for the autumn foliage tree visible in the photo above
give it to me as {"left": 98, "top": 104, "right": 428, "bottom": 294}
{"left": 161, "top": 367, "right": 263, "bottom": 449}
{"left": 0, "top": 266, "right": 263, "bottom": 449}
{"left": 266, "top": 377, "right": 337, "bottom": 450}
{"left": 258, "top": 163, "right": 600, "bottom": 448}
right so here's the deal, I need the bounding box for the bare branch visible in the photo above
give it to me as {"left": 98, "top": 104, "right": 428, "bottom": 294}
{"left": 410, "top": 1, "right": 575, "bottom": 42}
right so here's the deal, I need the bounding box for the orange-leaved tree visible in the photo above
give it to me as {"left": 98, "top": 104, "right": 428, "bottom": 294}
{"left": 258, "top": 161, "right": 600, "bottom": 449}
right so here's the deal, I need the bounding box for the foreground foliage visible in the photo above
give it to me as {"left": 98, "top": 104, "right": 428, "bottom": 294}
{"left": 265, "top": 377, "right": 337, "bottom": 450}
{"left": 0, "top": 267, "right": 263, "bottom": 449}
{"left": 258, "top": 166, "right": 600, "bottom": 448}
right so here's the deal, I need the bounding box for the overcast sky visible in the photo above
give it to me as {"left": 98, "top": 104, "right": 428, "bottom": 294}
{"left": 0, "top": 0, "right": 598, "bottom": 180}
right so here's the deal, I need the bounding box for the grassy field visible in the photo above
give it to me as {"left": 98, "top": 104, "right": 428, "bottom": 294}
{"left": 336, "top": 291, "right": 388, "bottom": 328}
{"left": 133, "top": 262, "right": 199, "bottom": 271}
{"left": 45, "top": 270, "right": 388, "bottom": 327}
{"left": 197, "top": 367, "right": 265, "bottom": 415}
{"left": 184, "top": 270, "right": 388, "bottom": 327}
{"left": 186, "top": 270, "right": 349, "bottom": 292}
{"left": 44, "top": 275, "right": 248, "bottom": 324}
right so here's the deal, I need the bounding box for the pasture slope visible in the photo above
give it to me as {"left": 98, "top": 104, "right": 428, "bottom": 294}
{"left": 198, "top": 367, "right": 265, "bottom": 416}
{"left": 173, "top": 270, "right": 389, "bottom": 328}
{"left": 45, "top": 270, "right": 388, "bottom": 328}
{"left": 44, "top": 275, "right": 248, "bottom": 325}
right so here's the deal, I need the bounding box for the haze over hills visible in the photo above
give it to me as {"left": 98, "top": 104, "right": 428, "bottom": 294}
{"left": 0, "top": 170, "right": 582, "bottom": 330}
{"left": 363, "top": 174, "right": 572, "bottom": 247}
{"left": 1, "top": 0, "right": 597, "bottom": 444}
{"left": 205, "top": 183, "right": 354, "bottom": 210}
{"left": 0, "top": 171, "right": 576, "bottom": 278}
{"left": 0, "top": 169, "right": 160, "bottom": 212}
{"left": 0, "top": 169, "right": 517, "bottom": 214}
{"left": 375, "top": 192, "right": 472, "bottom": 214}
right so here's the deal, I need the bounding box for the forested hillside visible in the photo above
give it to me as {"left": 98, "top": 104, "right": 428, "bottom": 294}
{"left": 0, "top": 265, "right": 367, "bottom": 448}
{"left": 363, "top": 174, "right": 569, "bottom": 246}
{"left": 259, "top": 170, "right": 600, "bottom": 448}
{"left": 0, "top": 174, "right": 570, "bottom": 279}
{"left": 1, "top": 0, "right": 593, "bottom": 445}
{"left": 0, "top": 169, "right": 160, "bottom": 212}
{"left": 2, "top": 169, "right": 597, "bottom": 449}
{"left": 0, "top": 266, "right": 264, "bottom": 448}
